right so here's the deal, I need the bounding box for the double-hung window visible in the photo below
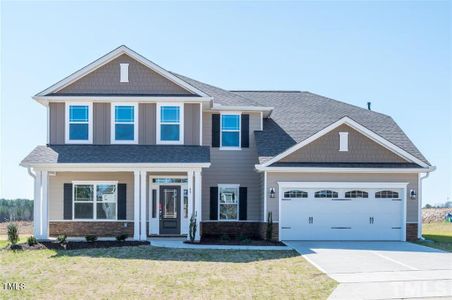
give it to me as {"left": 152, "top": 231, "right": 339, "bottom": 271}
{"left": 158, "top": 104, "right": 183, "bottom": 144}
{"left": 67, "top": 103, "right": 92, "bottom": 143}
{"left": 73, "top": 182, "right": 117, "bottom": 220}
{"left": 221, "top": 114, "right": 240, "bottom": 149}
{"left": 112, "top": 103, "right": 137, "bottom": 143}
{"left": 218, "top": 185, "right": 239, "bottom": 220}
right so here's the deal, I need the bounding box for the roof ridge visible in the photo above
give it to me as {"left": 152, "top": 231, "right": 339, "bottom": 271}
{"left": 230, "top": 90, "right": 303, "bottom": 93}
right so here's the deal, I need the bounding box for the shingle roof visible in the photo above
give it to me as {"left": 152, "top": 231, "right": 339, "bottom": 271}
{"left": 232, "top": 91, "right": 429, "bottom": 165}
{"left": 21, "top": 145, "right": 210, "bottom": 165}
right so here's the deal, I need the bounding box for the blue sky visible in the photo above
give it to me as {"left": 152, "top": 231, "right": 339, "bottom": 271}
{"left": 1, "top": 1, "right": 450, "bottom": 205}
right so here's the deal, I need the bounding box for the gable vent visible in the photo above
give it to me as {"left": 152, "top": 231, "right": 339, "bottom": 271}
{"left": 120, "top": 63, "right": 129, "bottom": 83}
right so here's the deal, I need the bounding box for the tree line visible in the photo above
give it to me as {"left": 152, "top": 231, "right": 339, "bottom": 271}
{"left": 0, "top": 199, "right": 33, "bottom": 222}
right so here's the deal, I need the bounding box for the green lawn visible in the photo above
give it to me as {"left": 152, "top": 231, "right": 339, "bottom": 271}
{"left": 416, "top": 222, "right": 452, "bottom": 252}
{"left": 0, "top": 244, "right": 336, "bottom": 299}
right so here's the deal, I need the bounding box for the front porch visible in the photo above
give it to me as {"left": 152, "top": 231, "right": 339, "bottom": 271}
{"left": 31, "top": 167, "right": 205, "bottom": 241}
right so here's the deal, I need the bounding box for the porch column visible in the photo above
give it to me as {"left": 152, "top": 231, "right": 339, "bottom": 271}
{"left": 33, "top": 170, "right": 42, "bottom": 238}
{"left": 41, "top": 171, "right": 49, "bottom": 239}
{"left": 194, "top": 170, "right": 202, "bottom": 241}
{"left": 133, "top": 171, "right": 140, "bottom": 240}
{"left": 140, "top": 170, "right": 147, "bottom": 240}
{"left": 187, "top": 170, "right": 194, "bottom": 240}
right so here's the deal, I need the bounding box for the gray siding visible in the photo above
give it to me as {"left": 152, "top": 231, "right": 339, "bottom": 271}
{"left": 184, "top": 103, "right": 200, "bottom": 145}
{"left": 281, "top": 124, "right": 407, "bottom": 163}
{"left": 93, "top": 103, "right": 110, "bottom": 144}
{"left": 48, "top": 172, "right": 134, "bottom": 220}
{"left": 201, "top": 112, "right": 261, "bottom": 221}
{"left": 49, "top": 102, "right": 65, "bottom": 144}
{"left": 139, "top": 103, "right": 156, "bottom": 144}
{"left": 55, "top": 54, "right": 193, "bottom": 95}
{"left": 265, "top": 172, "right": 419, "bottom": 223}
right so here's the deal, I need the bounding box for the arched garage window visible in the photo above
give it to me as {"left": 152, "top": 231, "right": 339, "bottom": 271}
{"left": 314, "top": 190, "right": 338, "bottom": 198}
{"left": 345, "top": 190, "right": 368, "bottom": 198}
{"left": 284, "top": 190, "right": 308, "bottom": 198}
{"left": 375, "top": 190, "right": 399, "bottom": 198}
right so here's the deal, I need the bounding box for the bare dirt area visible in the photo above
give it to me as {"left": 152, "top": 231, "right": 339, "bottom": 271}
{"left": 423, "top": 208, "right": 452, "bottom": 223}
{"left": 0, "top": 221, "right": 33, "bottom": 236}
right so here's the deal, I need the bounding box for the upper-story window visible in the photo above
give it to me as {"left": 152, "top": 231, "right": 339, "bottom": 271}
{"left": 111, "top": 103, "right": 138, "bottom": 144}
{"left": 157, "top": 103, "right": 184, "bottom": 144}
{"left": 66, "top": 103, "right": 92, "bottom": 143}
{"left": 221, "top": 113, "right": 241, "bottom": 149}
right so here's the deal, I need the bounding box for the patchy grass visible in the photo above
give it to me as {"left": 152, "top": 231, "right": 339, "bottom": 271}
{"left": 0, "top": 244, "right": 336, "bottom": 299}
{"left": 416, "top": 222, "right": 452, "bottom": 252}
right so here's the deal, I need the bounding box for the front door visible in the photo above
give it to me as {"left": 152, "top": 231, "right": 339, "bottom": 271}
{"left": 159, "top": 185, "right": 181, "bottom": 234}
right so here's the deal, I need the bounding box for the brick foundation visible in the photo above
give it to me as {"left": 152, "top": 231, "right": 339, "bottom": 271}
{"left": 49, "top": 221, "right": 134, "bottom": 237}
{"left": 406, "top": 223, "right": 418, "bottom": 241}
{"left": 200, "top": 222, "right": 279, "bottom": 241}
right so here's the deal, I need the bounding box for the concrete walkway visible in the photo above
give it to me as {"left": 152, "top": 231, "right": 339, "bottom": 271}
{"left": 149, "top": 238, "right": 290, "bottom": 251}
{"left": 285, "top": 241, "right": 452, "bottom": 300}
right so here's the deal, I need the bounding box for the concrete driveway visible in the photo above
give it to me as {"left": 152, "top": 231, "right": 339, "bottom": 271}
{"left": 284, "top": 241, "right": 452, "bottom": 300}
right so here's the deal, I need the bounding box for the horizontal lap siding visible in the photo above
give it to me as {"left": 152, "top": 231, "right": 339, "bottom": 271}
{"left": 201, "top": 112, "right": 262, "bottom": 221}
{"left": 48, "top": 172, "right": 134, "bottom": 220}
{"left": 266, "top": 172, "right": 418, "bottom": 222}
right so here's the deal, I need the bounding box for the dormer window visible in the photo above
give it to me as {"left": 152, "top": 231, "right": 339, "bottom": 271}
{"left": 157, "top": 103, "right": 184, "bottom": 144}
{"left": 111, "top": 103, "right": 138, "bottom": 144}
{"left": 65, "top": 103, "right": 92, "bottom": 143}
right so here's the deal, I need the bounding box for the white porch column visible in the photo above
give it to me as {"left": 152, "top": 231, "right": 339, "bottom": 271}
{"left": 41, "top": 171, "right": 49, "bottom": 239}
{"left": 140, "top": 170, "right": 147, "bottom": 240}
{"left": 187, "top": 170, "right": 194, "bottom": 239}
{"left": 133, "top": 171, "right": 140, "bottom": 240}
{"left": 33, "top": 170, "right": 42, "bottom": 238}
{"left": 194, "top": 170, "right": 202, "bottom": 241}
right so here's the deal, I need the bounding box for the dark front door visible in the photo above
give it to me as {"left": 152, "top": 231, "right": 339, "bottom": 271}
{"left": 159, "top": 185, "right": 181, "bottom": 234}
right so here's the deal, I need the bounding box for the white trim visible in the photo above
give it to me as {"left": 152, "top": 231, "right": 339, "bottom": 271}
{"left": 194, "top": 171, "right": 202, "bottom": 241}
{"left": 156, "top": 103, "right": 184, "bottom": 145}
{"left": 133, "top": 171, "right": 140, "bottom": 240}
{"left": 34, "top": 96, "right": 208, "bottom": 105}
{"left": 41, "top": 171, "right": 48, "bottom": 239}
{"left": 258, "top": 117, "right": 429, "bottom": 168}
{"left": 23, "top": 163, "right": 211, "bottom": 171}
{"left": 263, "top": 171, "right": 267, "bottom": 222}
{"left": 120, "top": 63, "right": 129, "bottom": 83}
{"left": 36, "top": 45, "right": 210, "bottom": 98}
{"left": 140, "top": 170, "right": 147, "bottom": 240}
{"left": 50, "top": 219, "right": 134, "bottom": 222}
{"left": 72, "top": 181, "right": 118, "bottom": 221}
{"left": 217, "top": 184, "right": 240, "bottom": 221}
{"left": 220, "top": 112, "right": 241, "bottom": 150}
{"left": 260, "top": 112, "right": 263, "bottom": 131}
{"left": 46, "top": 105, "right": 50, "bottom": 144}
{"left": 256, "top": 166, "right": 434, "bottom": 173}
{"left": 65, "top": 102, "right": 93, "bottom": 144}
{"left": 199, "top": 103, "right": 203, "bottom": 146}
{"left": 339, "top": 132, "right": 349, "bottom": 152}
{"left": 110, "top": 102, "right": 138, "bottom": 144}
{"left": 211, "top": 104, "right": 273, "bottom": 117}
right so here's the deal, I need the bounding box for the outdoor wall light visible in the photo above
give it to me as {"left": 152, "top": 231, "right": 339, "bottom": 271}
{"left": 410, "top": 189, "right": 417, "bottom": 200}
{"left": 269, "top": 188, "right": 276, "bottom": 198}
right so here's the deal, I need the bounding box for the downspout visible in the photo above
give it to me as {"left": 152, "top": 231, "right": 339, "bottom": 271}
{"left": 418, "top": 166, "right": 436, "bottom": 240}
{"left": 27, "top": 167, "right": 36, "bottom": 179}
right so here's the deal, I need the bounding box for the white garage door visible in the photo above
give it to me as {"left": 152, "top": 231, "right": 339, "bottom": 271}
{"left": 280, "top": 184, "right": 404, "bottom": 241}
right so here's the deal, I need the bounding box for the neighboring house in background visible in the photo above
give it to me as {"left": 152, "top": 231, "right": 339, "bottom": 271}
{"left": 21, "top": 45, "right": 434, "bottom": 242}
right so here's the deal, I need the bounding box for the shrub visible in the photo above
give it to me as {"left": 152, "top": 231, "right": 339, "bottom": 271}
{"left": 7, "top": 223, "right": 19, "bottom": 245}
{"left": 240, "top": 238, "right": 252, "bottom": 244}
{"left": 189, "top": 212, "right": 197, "bottom": 242}
{"left": 116, "top": 234, "right": 128, "bottom": 242}
{"left": 57, "top": 234, "right": 67, "bottom": 244}
{"left": 85, "top": 235, "right": 97, "bottom": 243}
{"left": 27, "top": 236, "right": 38, "bottom": 246}
{"left": 220, "top": 234, "right": 230, "bottom": 241}
{"left": 266, "top": 211, "right": 273, "bottom": 241}
{"left": 238, "top": 234, "right": 248, "bottom": 241}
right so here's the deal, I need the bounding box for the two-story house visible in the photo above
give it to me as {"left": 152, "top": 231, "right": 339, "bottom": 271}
{"left": 21, "top": 45, "right": 434, "bottom": 242}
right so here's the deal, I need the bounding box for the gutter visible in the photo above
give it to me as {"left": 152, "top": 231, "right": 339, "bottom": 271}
{"left": 27, "top": 167, "right": 36, "bottom": 179}
{"left": 418, "top": 166, "right": 436, "bottom": 240}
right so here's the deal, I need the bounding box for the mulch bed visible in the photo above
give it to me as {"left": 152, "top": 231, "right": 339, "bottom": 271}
{"left": 185, "top": 238, "right": 285, "bottom": 246}
{"left": 4, "top": 241, "right": 149, "bottom": 251}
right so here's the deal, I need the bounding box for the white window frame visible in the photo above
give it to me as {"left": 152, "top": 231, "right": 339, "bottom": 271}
{"left": 120, "top": 63, "right": 129, "bottom": 83}
{"left": 156, "top": 103, "right": 184, "bottom": 145}
{"left": 339, "top": 132, "right": 349, "bottom": 152}
{"left": 218, "top": 184, "right": 240, "bottom": 221}
{"left": 220, "top": 112, "right": 241, "bottom": 150}
{"left": 72, "top": 181, "right": 118, "bottom": 221}
{"left": 111, "top": 102, "right": 138, "bottom": 144}
{"left": 65, "top": 102, "right": 93, "bottom": 144}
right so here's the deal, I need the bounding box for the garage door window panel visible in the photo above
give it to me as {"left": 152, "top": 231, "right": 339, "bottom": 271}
{"left": 314, "top": 190, "right": 338, "bottom": 198}
{"left": 375, "top": 190, "right": 399, "bottom": 199}
{"left": 284, "top": 190, "right": 308, "bottom": 198}
{"left": 345, "top": 190, "right": 369, "bottom": 198}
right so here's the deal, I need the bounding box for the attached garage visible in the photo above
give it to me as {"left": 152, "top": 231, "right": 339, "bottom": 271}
{"left": 279, "top": 182, "right": 407, "bottom": 241}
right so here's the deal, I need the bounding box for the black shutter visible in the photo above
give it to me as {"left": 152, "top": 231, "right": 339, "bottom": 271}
{"left": 210, "top": 187, "right": 218, "bottom": 220}
{"left": 63, "top": 183, "right": 73, "bottom": 220}
{"left": 241, "top": 114, "right": 249, "bottom": 148}
{"left": 117, "top": 183, "right": 127, "bottom": 220}
{"left": 151, "top": 189, "right": 157, "bottom": 218}
{"left": 239, "top": 187, "right": 247, "bottom": 220}
{"left": 212, "top": 114, "right": 220, "bottom": 147}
